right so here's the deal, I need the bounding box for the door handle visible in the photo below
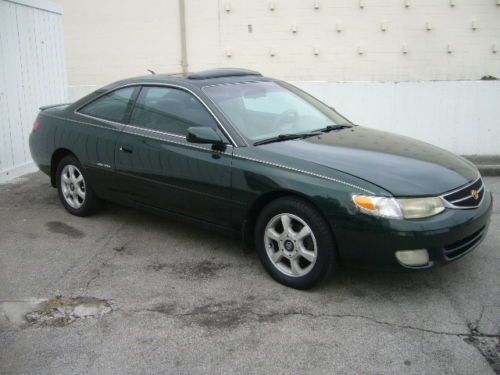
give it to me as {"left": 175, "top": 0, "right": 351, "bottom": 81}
{"left": 120, "top": 145, "right": 133, "bottom": 153}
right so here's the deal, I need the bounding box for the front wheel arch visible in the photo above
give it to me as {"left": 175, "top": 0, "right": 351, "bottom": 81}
{"left": 243, "top": 190, "right": 337, "bottom": 251}
{"left": 254, "top": 195, "right": 338, "bottom": 288}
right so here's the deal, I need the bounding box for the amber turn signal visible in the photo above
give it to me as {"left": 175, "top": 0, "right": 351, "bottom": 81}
{"left": 353, "top": 195, "right": 376, "bottom": 210}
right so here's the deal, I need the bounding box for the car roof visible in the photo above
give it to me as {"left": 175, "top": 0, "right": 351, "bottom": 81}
{"left": 103, "top": 68, "right": 272, "bottom": 90}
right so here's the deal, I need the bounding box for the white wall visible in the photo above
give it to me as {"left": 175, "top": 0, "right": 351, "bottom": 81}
{"left": 66, "top": 79, "right": 499, "bottom": 156}
{"left": 294, "top": 80, "right": 500, "bottom": 155}
{"left": 0, "top": 0, "right": 67, "bottom": 181}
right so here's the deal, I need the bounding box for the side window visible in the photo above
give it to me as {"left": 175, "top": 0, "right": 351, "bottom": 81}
{"left": 130, "top": 86, "right": 217, "bottom": 136}
{"left": 78, "top": 87, "right": 135, "bottom": 122}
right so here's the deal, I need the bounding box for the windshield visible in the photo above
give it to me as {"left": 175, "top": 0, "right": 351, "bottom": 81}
{"left": 203, "top": 81, "right": 351, "bottom": 142}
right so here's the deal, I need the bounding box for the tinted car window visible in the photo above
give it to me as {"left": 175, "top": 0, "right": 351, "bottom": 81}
{"left": 79, "top": 87, "right": 135, "bottom": 122}
{"left": 130, "top": 86, "right": 217, "bottom": 135}
{"left": 203, "top": 81, "right": 351, "bottom": 141}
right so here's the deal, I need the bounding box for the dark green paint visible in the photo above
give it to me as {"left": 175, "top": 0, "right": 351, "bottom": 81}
{"left": 29, "top": 72, "right": 492, "bottom": 270}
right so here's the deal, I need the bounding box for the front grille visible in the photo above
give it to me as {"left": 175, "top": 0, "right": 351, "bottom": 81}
{"left": 443, "top": 226, "right": 485, "bottom": 260}
{"left": 442, "top": 177, "right": 484, "bottom": 208}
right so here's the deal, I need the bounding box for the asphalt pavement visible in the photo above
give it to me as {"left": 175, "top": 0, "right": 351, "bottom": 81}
{"left": 0, "top": 172, "right": 499, "bottom": 375}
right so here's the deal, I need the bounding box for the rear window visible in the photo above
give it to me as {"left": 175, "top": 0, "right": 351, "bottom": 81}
{"left": 78, "top": 87, "right": 135, "bottom": 122}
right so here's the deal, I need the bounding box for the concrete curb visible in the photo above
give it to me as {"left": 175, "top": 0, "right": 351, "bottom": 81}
{"left": 475, "top": 165, "right": 500, "bottom": 177}
{"left": 463, "top": 155, "right": 500, "bottom": 177}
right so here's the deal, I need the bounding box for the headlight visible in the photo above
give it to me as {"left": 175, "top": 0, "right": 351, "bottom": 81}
{"left": 352, "top": 195, "right": 445, "bottom": 219}
{"left": 397, "top": 197, "right": 445, "bottom": 219}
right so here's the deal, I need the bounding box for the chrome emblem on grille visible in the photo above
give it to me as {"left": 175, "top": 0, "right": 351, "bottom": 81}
{"left": 470, "top": 189, "right": 479, "bottom": 200}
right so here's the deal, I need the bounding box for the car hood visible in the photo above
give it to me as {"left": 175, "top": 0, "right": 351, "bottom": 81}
{"left": 258, "top": 126, "right": 478, "bottom": 196}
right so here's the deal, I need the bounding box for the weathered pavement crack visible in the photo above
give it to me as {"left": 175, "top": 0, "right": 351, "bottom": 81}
{"left": 138, "top": 306, "right": 498, "bottom": 338}
{"left": 140, "top": 304, "right": 499, "bottom": 371}
{"left": 463, "top": 305, "right": 500, "bottom": 373}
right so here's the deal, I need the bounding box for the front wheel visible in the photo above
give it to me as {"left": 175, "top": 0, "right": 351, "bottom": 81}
{"left": 255, "top": 197, "right": 337, "bottom": 289}
{"left": 56, "top": 155, "right": 102, "bottom": 216}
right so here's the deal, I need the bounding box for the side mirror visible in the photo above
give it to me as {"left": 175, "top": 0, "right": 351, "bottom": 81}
{"left": 186, "top": 127, "right": 225, "bottom": 146}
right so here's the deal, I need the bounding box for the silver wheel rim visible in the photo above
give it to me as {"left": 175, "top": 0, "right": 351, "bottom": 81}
{"left": 264, "top": 213, "right": 318, "bottom": 277}
{"left": 60, "top": 164, "right": 86, "bottom": 209}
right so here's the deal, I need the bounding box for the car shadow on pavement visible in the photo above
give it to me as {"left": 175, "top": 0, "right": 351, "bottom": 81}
{"left": 103, "top": 200, "right": 447, "bottom": 296}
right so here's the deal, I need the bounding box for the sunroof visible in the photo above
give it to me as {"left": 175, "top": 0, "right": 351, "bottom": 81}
{"left": 188, "top": 68, "right": 262, "bottom": 80}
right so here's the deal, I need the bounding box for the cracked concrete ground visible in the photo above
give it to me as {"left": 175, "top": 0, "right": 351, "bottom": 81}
{"left": 0, "top": 172, "right": 499, "bottom": 375}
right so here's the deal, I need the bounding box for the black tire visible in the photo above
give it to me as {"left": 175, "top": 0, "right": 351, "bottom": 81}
{"left": 56, "top": 155, "right": 102, "bottom": 216}
{"left": 254, "top": 196, "right": 337, "bottom": 289}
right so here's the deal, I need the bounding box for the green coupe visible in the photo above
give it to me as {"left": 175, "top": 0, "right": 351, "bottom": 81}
{"left": 29, "top": 68, "right": 492, "bottom": 289}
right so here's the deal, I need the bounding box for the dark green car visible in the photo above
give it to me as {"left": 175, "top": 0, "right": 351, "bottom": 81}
{"left": 29, "top": 68, "right": 492, "bottom": 289}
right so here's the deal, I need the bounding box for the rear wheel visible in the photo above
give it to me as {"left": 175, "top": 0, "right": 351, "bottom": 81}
{"left": 56, "top": 155, "right": 102, "bottom": 216}
{"left": 255, "top": 197, "right": 337, "bottom": 289}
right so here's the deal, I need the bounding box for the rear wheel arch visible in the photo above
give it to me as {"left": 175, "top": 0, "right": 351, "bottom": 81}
{"left": 51, "top": 148, "right": 77, "bottom": 187}
{"left": 55, "top": 154, "right": 102, "bottom": 216}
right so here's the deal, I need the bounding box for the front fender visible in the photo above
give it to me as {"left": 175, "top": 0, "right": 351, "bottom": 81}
{"left": 230, "top": 147, "right": 388, "bottom": 233}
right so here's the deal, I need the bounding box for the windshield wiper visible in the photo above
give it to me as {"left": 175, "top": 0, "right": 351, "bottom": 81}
{"left": 254, "top": 131, "right": 322, "bottom": 146}
{"left": 254, "top": 124, "right": 353, "bottom": 146}
{"left": 317, "top": 124, "right": 353, "bottom": 133}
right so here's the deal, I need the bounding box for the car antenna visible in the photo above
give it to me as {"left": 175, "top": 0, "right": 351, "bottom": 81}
{"left": 147, "top": 69, "right": 156, "bottom": 75}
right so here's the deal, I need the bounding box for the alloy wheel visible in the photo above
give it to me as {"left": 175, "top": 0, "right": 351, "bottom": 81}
{"left": 60, "top": 164, "right": 86, "bottom": 209}
{"left": 264, "top": 213, "right": 318, "bottom": 277}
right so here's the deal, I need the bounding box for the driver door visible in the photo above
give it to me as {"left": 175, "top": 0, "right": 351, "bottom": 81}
{"left": 114, "top": 85, "right": 233, "bottom": 227}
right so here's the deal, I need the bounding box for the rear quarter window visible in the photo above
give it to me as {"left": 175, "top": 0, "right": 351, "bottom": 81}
{"left": 78, "top": 87, "right": 135, "bottom": 122}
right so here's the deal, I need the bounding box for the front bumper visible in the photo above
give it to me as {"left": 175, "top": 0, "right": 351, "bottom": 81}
{"left": 333, "top": 189, "right": 493, "bottom": 270}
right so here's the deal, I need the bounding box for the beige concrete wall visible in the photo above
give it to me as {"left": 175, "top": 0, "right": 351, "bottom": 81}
{"left": 213, "top": 0, "right": 500, "bottom": 81}
{"left": 56, "top": 0, "right": 181, "bottom": 98}
{"left": 56, "top": 0, "right": 500, "bottom": 93}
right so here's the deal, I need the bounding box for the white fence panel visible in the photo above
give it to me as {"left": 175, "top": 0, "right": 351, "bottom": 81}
{"left": 0, "top": 0, "right": 66, "bottom": 182}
